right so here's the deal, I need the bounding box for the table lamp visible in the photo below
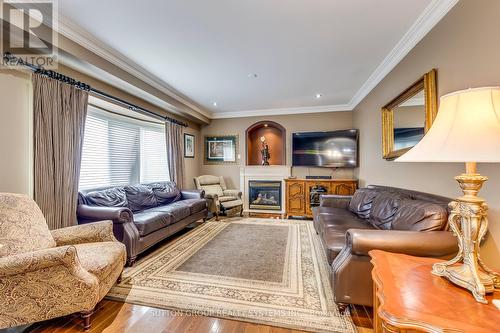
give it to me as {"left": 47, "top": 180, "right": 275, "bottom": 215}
{"left": 396, "top": 87, "right": 500, "bottom": 304}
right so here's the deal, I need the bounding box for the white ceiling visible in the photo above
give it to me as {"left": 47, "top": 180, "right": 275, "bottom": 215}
{"left": 57, "top": 0, "right": 457, "bottom": 118}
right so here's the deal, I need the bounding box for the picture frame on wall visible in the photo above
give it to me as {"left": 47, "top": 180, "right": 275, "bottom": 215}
{"left": 204, "top": 135, "right": 239, "bottom": 164}
{"left": 184, "top": 133, "right": 195, "bottom": 158}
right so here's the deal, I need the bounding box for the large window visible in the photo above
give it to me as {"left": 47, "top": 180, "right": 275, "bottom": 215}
{"left": 79, "top": 106, "right": 169, "bottom": 189}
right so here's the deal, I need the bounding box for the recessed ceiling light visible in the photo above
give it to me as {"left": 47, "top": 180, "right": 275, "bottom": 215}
{"left": 212, "top": 102, "right": 217, "bottom": 107}
{"left": 248, "top": 73, "right": 258, "bottom": 78}
{"left": 315, "top": 93, "right": 322, "bottom": 99}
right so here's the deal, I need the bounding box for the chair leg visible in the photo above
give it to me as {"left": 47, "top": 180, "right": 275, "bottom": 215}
{"left": 117, "top": 270, "right": 123, "bottom": 284}
{"left": 80, "top": 309, "right": 94, "bottom": 331}
{"left": 240, "top": 207, "right": 244, "bottom": 217}
{"left": 215, "top": 212, "right": 219, "bottom": 221}
{"left": 336, "top": 302, "right": 349, "bottom": 314}
{"left": 126, "top": 256, "right": 137, "bottom": 267}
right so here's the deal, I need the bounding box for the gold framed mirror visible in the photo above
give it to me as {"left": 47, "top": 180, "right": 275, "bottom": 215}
{"left": 382, "top": 69, "right": 438, "bottom": 160}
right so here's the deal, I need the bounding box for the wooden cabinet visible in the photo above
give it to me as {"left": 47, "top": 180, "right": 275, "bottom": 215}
{"left": 286, "top": 180, "right": 305, "bottom": 216}
{"left": 284, "top": 179, "right": 357, "bottom": 218}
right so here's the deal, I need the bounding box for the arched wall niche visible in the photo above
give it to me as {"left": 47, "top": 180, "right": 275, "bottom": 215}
{"left": 245, "top": 120, "right": 286, "bottom": 165}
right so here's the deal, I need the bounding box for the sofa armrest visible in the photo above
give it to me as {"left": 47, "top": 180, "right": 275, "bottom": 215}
{"left": 51, "top": 221, "right": 117, "bottom": 246}
{"left": 320, "top": 194, "right": 352, "bottom": 209}
{"left": 347, "top": 229, "right": 458, "bottom": 258}
{"left": 76, "top": 205, "right": 139, "bottom": 262}
{"left": 181, "top": 189, "right": 205, "bottom": 200}
{"left": 0, "top": 246, "right": 100, "bottom": 326}
{"left": 223, "top": 189, "right": 242, "bottom": 199}
{"left": 0, "top": 246, "right": 96, "bottom": 281}
{"left": 203, "top": 193, "right": 219, "bottom": 213}
{"left": 77, "top": 204, "right": 133, "bottom": 224}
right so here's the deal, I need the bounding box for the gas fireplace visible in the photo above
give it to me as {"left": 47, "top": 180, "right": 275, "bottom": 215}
{"left": 248, "top": 180, "right": 282, "bottom": 211}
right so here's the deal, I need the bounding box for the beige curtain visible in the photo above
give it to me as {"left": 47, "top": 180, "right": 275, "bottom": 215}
{"left": 33, "top": 74, "right": 88, "bottom": 230}
{"left": 165, "top": 121, "right": 185, "bottom": 188}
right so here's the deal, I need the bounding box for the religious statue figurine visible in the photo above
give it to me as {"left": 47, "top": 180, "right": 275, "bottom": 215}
{"left": 260, "top": 136, "right": 270, "bottom": 166}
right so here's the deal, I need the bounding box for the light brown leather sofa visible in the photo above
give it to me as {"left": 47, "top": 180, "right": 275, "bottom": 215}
{"left": 194, "top": 175, "right": 243, "bottom": 220}
{"left": 312, "top": 185, "right": 458, "bottom": 308}
{"left": 0, "top": 193, "right": 126, "bottom": 330}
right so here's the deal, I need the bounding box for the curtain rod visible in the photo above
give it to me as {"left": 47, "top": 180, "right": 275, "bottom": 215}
{"left": 3, "top": 52, "right": 188, "bottom": 127}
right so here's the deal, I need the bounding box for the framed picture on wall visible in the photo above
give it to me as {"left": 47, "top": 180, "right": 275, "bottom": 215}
{"left": 204, "top": 135, "right": 238, "bottom": 164}
{"left": 184, "top": 133, "right": 195, "bottom": 158}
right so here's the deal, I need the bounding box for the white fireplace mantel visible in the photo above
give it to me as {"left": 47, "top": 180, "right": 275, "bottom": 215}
{"left": 240, "top": 166, "right": 291, "bottom": 214}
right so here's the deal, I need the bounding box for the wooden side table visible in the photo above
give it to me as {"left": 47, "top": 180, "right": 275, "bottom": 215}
{"left": 370, "top": 250, "right": 500, "bottom": 333}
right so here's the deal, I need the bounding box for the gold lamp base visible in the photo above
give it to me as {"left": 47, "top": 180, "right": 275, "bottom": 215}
{"left": 431, "top": 162, "right": 500, "bottom": 304}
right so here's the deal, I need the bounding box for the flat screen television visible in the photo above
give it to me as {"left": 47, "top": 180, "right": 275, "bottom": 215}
{"left": 292, "top": 129, "right": 358, "bottom": 168}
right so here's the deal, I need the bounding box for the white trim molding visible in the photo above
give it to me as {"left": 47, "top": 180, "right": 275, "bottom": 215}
{"left": 348, "top": 0, "right": 459, "bottom": 109}
{"left": 37, "top": 0, "right": 458, "bottom": 120}
{"left": 214, "top": 0, "right": 459, "bottom": 119}
{"left": 211, "top": 104, "right": 352, "bottom": 119}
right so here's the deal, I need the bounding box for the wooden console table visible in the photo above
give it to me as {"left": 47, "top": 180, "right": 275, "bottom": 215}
{"left": 370, "top": 250, "right": 500, "bottom": 333}
{"left": 284, "top": 178, "right": 357, "bottom": 218}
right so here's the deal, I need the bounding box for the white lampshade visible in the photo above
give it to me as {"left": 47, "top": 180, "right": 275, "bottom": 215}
{"left": 396, "top": 87, "right": 500, "bottom": 163}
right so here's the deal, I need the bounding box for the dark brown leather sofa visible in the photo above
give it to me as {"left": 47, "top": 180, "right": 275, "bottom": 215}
{"left": 312, "top": 185, "right": 458, "bottom": 308}
{"left": 77, "top": 181, "right": 207, "bottom": 265}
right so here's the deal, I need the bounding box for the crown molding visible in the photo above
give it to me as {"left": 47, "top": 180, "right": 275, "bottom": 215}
{"left": 211, "top": 104, "right": 351, "bottom": 119}
{"left": 57, "top": 52, "right": 210, "bottom": 124}
{"left": 347, "top": 0, "right": 459, "bottom": 109}
{"left": 47, "top": 0, "right": 456, "bottom": 120}
{"left": 54, "top": 14, "right": 213, "bottom": 120}
{"left": 211, "top": 0, "right": 458, "bottom": 119}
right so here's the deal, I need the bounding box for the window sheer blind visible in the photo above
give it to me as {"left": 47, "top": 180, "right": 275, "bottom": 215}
{"left": 79, "top": 106, "right": 169, "bottom": 189}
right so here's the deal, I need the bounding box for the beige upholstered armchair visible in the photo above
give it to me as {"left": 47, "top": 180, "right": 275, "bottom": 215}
{"left": 0, "top": 193, "right": 126, "bottom": 330}
{"left": 194, "top": 175, "right": 243, "bottom": 220}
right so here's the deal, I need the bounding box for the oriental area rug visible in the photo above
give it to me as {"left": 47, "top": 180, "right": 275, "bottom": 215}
{"left": 107, "top": 218, "right": 356, "bottom": 333}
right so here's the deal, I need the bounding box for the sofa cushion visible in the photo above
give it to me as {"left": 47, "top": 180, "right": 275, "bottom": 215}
{"left": 202, "top": 184, "right": 224, "bottom": 197}
{"left": 180, "top": 199, "right": 207, "bottom": 214}
{"left": 323, "top": 229, "right": 347, "bottom": 264}
{"left": 392, "top": 199, "right": 448, "bottom": 231}
{"left": 196, "top": 175, "right": 222, "bottom": 186}
{"left": 221, "top": 199, "right": 243, "bottom": 210}
{"left": 369, "top": 193, "right": 408, "bottom": 230}
{"left": 219, "top": 196, "right": 238, "bottom": 202}
{"left": 349, "top": 189, "right": 378, "bottom": 219}
{"left": 133, "top": 210, "right": 173, "bottom": 236}
{"left": 149, "top": 181, "right": 181, "bottom": 205}
{"left": 0, "top": 193, "right": 56, "bottom": 257}
{"left": 124, "top": 184, "right": 158, "bottom": 212}
{"left": 319, "top": 209, "right": 372, "bottom": 232}
{"left": 315, "top": 207, "right": 371, "bottom": 235}
{"left": 148, "top": 202, "right": 191, "bottom": 223}
{"left": 84, "top": 187, "right": 128, "bottom": 208}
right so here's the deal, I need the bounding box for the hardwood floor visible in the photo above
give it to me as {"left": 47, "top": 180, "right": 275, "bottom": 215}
{"left": 349, "top": 304, "right": 374, "bottom": 333}
{"left": 3, "top": 219, "right": 374, "bottom": 333}
{"left": 13, "top": 300, "right": 373, "bottom": 333}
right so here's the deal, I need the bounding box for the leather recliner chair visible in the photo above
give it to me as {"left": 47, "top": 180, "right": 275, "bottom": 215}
{"left": 194, "top": 175, "right": 243, "bottom": 220}
{"left": 312, "top": 185, "right": 459, "bottom": 308}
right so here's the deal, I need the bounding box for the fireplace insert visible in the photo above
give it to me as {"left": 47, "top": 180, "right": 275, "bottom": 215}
{"left": 249, "top": 180, "right": 282, "bottom": 211}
